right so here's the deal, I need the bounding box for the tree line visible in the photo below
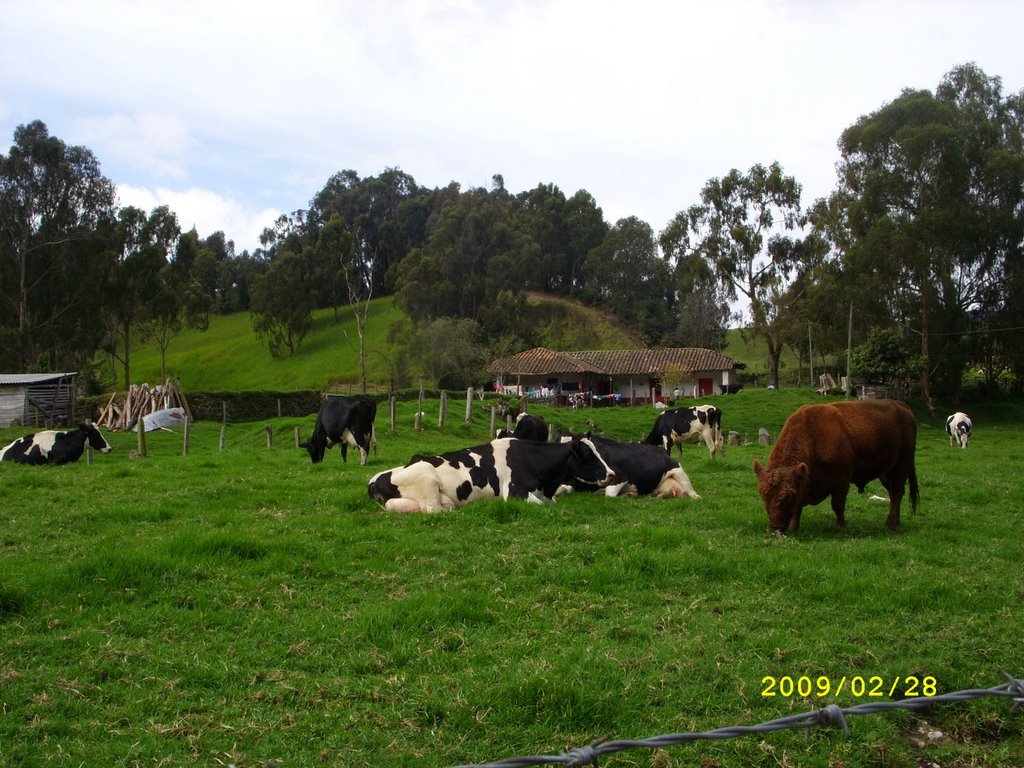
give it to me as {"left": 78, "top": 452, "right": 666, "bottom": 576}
{"left": 2, "top": 63, "right": 1022, "bottom": 405}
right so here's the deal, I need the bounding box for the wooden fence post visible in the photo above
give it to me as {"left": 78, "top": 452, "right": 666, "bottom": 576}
{"left": 136, "top": 420, "right": 147, "bottom": 458}
{"left": 416, "top": 379, "right": 425, "bottom": 432}
{"left": 389, "top": 396, "right": 396, "bottom": 431}
{"left": 490, "top": 406, "right": 497, "bottom": 438}
{"left": 465, "top": 387, "right": 473, "bottom": 423}
{"left": 277, "top": 398, "right": 282, "bottom": 418}
{"left": 219, "top": 401, "right": 227, "bottom": 452}
{"left": 265, "top": 426, "right": 273, "bottom": 449}
{"left": 438, "top": 391, "right": 448, "bottom": 428}
{"left": 294, "top": 426, "right": 301, "bottom": 448}
{"left": 182, "top": 419, "right": 191, "bottom": 456}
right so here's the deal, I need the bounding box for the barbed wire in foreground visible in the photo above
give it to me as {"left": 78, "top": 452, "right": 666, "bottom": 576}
{"left": 451, "top": 671, "right": 1024, "bottom": 768}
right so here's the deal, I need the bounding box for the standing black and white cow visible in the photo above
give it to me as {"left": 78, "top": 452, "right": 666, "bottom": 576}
{"left": 574, "top": 435, "right": 700, "bottom": 499}
{"left": 496, "top": 413, "right": 549, "bottom": 441}
{"left": 643, "top": 404, "right": 723, "bottom": 458}
{"left": 367, "top": 435, "right": 618, "bottom": 512}
{"left": 302, "top": 396, "right": 377, "bottom": 465}
{"left": 0, "top": 423, "right": 113, "bottom": 465}
{"left": 946, "top": 412, "right": 972, "bottom": 448}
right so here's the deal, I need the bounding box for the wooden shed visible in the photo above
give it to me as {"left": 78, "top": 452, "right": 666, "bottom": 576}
{"left": 0, "top": 372, "right": 77, "bottom": 428}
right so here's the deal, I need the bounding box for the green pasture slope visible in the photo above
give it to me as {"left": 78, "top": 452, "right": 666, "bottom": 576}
{"left": 119, "top": 296, "right": 643, "bottom": 392}
{"left": 1, "top": 390, "right": 1022, "bottom": 767}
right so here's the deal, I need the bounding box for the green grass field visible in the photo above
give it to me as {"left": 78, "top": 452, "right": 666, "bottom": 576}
{"left": 1, "top": 390, "right": 1022, "bottom": 767}
{"left": 116, "top": 295, "right": 644, "bottom": 394}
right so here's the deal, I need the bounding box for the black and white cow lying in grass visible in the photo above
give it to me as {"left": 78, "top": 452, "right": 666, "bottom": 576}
{"left": 367, "top": 435, "right": 617, "bottom": 512}
{"left": 0, "top": 423, "right": 113, "bottom": 465}
{"left": 558, "top": 435, "right": 700, "bottom": 499}
{"left": 587, "top": 435, "right": 700, "bottom": 498}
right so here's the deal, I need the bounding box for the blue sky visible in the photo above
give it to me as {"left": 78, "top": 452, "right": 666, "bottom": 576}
{"left": 3, "top": 0, "right": 1023, "bottom": 262}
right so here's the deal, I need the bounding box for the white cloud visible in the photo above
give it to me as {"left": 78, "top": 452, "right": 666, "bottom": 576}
{"left": 116, "top": 184, "right": 279, "bottom": 254}
{"left": 75, "top": 113, "right": 193, "bottom": 180}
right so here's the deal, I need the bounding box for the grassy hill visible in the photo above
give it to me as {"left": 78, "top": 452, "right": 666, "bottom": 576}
{"left": 115, "top": 295, "right": 645, "bottom": 393}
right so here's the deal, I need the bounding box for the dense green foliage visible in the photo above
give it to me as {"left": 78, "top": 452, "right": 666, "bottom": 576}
{"left": 3, "top": 64, "right": 1023, "bottom": 399}
{"left": 118, "top": 295, "right": 643, "bottom": 393}
{"left": 1, "top": 390, "right": 1021, "bottom": 767}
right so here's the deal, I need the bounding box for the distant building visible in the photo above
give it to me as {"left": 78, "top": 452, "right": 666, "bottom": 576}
{"left": 0, "top": 372, "right": 78, "bottom": 428}
{"left": 488, "top": 347, "right": 737, "bottom": 405}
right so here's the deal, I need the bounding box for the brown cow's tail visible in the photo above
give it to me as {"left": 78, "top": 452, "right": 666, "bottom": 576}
{"left": 909, "top": 462, "right": 919, "bottom": 514}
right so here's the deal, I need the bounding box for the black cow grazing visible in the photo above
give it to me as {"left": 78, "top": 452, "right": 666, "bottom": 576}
{"left": 582, "top": 435, "right": 701, "bottom": 498}
{"left": 644, "top": 404, "right": 723, "bottom": 458}
{"left": 367, "top": 435, "right": 618, "bottom": 512}
{"left": 496, "top": 413, "right": 549, "bottom": 441}
{"left": 0, "top": 423, "right": 113, "bottom": 465}
{"left": 302, "top": 396, "right": 377, "bottom": 465}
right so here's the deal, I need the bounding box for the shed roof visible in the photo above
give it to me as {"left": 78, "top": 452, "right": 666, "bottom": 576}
{"left": 0, "top": 372, "right": 77, "bottom": 385}
{"left": 488, "top": 348, "right": 736, "bottom": 376}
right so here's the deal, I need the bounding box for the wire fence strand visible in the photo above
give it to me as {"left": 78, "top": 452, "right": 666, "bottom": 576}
{"left": 451, "top": 671, "right": 1024, "bottom": 768}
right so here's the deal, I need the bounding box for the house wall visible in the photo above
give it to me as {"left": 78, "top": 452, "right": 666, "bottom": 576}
{"left": 495, "top": 369, "right": 732, "bottom": 403}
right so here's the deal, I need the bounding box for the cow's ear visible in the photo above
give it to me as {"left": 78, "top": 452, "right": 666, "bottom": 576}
{"left": 753, "top": 459, "right": 763, "bottom": 476}
{"left": 794, "top": 462, "right": 809, "bottom": 482}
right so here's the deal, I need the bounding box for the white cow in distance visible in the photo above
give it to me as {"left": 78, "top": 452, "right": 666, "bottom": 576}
{"left": 945, "top": 412, "right": 972, "bottom": 448}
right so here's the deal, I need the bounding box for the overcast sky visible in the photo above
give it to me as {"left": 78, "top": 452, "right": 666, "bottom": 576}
{"left": 3, "top": 0, "right": 1023, "bottom": 255}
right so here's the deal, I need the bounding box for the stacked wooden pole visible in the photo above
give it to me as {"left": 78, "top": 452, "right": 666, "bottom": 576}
{"left": 96, "top": 379, "right": 192, "bottom": 431}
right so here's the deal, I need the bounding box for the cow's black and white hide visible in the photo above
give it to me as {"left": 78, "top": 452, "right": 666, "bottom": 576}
{"left": 496, "top": 413, "right": 549, "bottom": 441}
{"left": 946, "top": 412, "right": 972, "bottom": 449}
{"left": 0, "top": 423, "right": 113, "bottom": 465}
{"left": 367, "top": 435, "right": 618, "bottom": 513}
{"left": 643, "top": 404, "right": 723, "bottom": 458}
{"left": 563, "top": 435, "right": 700, "bottom": 499}
{"left": 302, "top": 395, "right": 377, "bottom": 465}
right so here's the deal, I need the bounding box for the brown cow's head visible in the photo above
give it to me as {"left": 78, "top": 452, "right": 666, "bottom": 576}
{"left": 753, "top": 460, "right": 809, "bottom": 532}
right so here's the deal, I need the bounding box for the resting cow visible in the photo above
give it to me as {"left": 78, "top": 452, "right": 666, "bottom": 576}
{"left": 1, "top": 423, "right": 113, "bottom": 465}
{"left": 367, "top": 435, "right": 617, "bottom": 513}
{"left": 753, "top": 399, "right": 919, "bottom": 533}
{"left": 946, "top": 412, "right": 972, "bottom": 448}
{"left": 644, "top": 404, "right": 723, "bottom": 458}
{"left": 582, "top": 436, "right": 700, "bottom": 499}
{"left": 302, "top": 395, "right": 377, "bottom": 465}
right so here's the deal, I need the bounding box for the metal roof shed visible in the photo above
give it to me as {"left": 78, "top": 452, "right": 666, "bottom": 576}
{"left": 0, "top": 372, "right": 77, "bottom": 428}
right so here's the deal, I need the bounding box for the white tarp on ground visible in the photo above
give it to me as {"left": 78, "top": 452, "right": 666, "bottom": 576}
{"left": 133, "top": 407, "right": 188, "bottom": 432}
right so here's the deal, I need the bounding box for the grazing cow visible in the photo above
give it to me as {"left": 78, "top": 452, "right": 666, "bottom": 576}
{"left": 583, "top": 436, "right": 700, "bottom": 499}
{"left": 367, "top": 435, "right": 618, "bottom": 513}
{"left": 302, "top": 396, "right": 377, "bottom": 465}
{"left": 1, "top": 423, "right": 113, "bottom": 465}
{"left": 644, "top": 404, "right": 723, "bottom": 458}
{"left": 946, "top": 412, "right": 972, "bottom": 448}
{"left": 753, "top": 399, "right": 919, "bottom": 533}
{"left": 496, "top": 413, "right": 549, "bottom": 441}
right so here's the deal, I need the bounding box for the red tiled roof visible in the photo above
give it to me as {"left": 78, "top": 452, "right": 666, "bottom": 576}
{"left": 487, "top": 347, "right": 603, "bottom": 375}
{"left": 488, "top": 347, "right": 736, "bottom": 375}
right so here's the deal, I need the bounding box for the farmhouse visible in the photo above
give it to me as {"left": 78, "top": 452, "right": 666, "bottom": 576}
{"left": 0, "top": 372, "right": 78, "bottom": 428}
{"left": 488, "top": 347, "right": 738, "bottom": 405}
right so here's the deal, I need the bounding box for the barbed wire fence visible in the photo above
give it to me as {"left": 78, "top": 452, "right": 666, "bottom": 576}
{"left": 451, "top": 672, "right": 1024, "bottom": 768}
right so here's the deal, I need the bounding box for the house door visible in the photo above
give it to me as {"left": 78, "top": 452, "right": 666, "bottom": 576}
{"left": 698, "top": 378, "right": 714, "bottom": 396}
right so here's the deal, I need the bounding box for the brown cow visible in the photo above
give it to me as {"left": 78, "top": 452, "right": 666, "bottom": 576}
{"left": 753, "top": 399, "right": 919, "bottom": 533}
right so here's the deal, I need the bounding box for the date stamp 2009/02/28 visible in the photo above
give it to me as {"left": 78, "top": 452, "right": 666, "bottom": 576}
{"left": 761, "top": 675, "right": 938, "bottom": 700}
